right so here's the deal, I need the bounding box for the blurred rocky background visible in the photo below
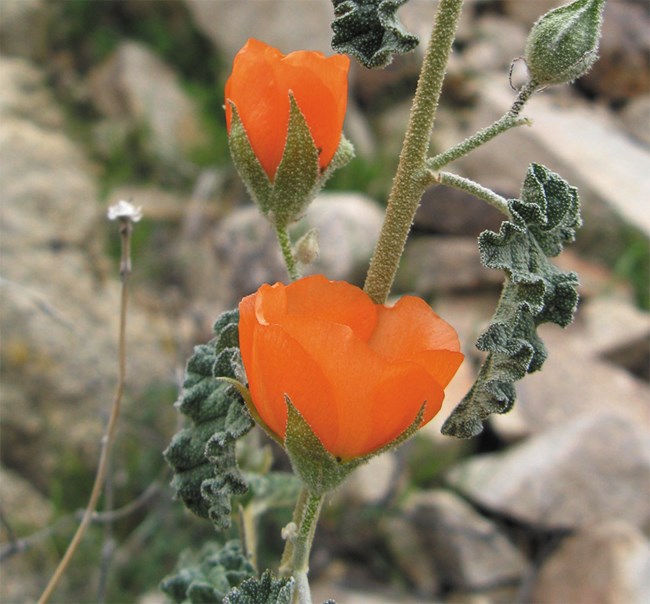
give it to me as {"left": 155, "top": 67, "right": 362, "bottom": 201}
{"left": 0, "top": 0, "right": 648, "bottom": 602}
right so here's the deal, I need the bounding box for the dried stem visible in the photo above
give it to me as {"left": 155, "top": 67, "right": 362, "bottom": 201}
{"left": 37, "top": 218, "right": 134, "bottom": 604}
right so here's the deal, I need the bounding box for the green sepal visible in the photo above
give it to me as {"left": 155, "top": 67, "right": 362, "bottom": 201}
{"left": 228, "top": 97, "right": 354, "bottom": 229}
{"left": 525, "top": 0, "right": 607, "bottom": 86}
{"left": 222, "top": 570, "right": 294, "bottom": 604}
{"left": 284, "top": 396, "right": 425, "bottom": 495}
{"left": 164, "top": 310, "right": 255, "bottom": 530}
{"left": 331, "top": 0, "right": 419, "bottom": 68}
{"left": 227, "top": 102, "right": 273, "bottom": 214}
{"left": 160, "top": 540, "right": 256, "bottom": 604}
{"left": 442, "top": 164, "right": 581, "bottom": 438}
{"left": 270, "top": 94, "right": 321, "bottom": 228}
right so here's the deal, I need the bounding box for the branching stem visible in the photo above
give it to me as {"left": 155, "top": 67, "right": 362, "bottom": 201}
{"left": 436, "top": 172, "right": 511, "bottom": 216}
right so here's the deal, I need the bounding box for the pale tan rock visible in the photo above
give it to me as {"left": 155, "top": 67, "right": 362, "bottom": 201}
{"left": 532, "top": 521, "right": 650, "bottom": 604}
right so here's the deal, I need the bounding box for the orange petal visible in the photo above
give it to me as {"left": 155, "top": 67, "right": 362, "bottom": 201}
{"left": 360, "top": 363, "right": 445, "bottom": 456}
{"left": 369, "top": 296, "right": 461, "bottom": 358}
{"left": 257, "top": 276, "right": 378, "bottom": 341}
{"left": 249, "top": 323, "right": 338, "bottom": 445}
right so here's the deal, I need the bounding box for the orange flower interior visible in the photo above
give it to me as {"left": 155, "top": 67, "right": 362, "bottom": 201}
{"left": 225, "top": 39, "right": 350, "bottom": 181}
{"left": 239, "top": 276, "right": 464, "bottom": 460}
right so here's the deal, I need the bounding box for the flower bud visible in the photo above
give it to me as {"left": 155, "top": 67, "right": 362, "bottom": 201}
{"left": 525, "top": 0, "right": 606, "bottom": 86}
{"left": 294, "top": 228, "right": 320, "bottom": 266}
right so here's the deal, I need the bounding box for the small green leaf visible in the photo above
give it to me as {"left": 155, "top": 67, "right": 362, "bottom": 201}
{"left": 160, "top": 540, "right": 256, "bottom": 604}
{"left": 228, "top": 102, "right": 273, "bottom": 214}
{"left": 270, "top": 94, "right": 321, "bottom": 228}
{"left": 331, "top": 0, "right": 419, "bottom": 68}
{"left": 442, "top": 164, "right": 581, "bottom": 438}
{"left": 164, "top": 310, "right": 255, "bottom": 530}
{"left": 222, "top": 570, "right": 294, "bottom": 604}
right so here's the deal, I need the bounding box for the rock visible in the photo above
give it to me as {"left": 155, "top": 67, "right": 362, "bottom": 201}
{"left": 490, "top": 295, "right": 650, "bottom": 441}
{"left": 578, "top": 1, "right": 650, "bottom": 103}
{"left": 501, "top": 0, "right": 563, "bottom": 27}
{"left": 334, "top": 453, "right": 398, "bottom": 506}
{"left": 0, "top": 0, "right": 47, "bottom": 60}
{"left": 311, "top": 580, "right": 432, "bottom": 604}
{"left": 213, "top": 192, "right": 385, "bottom": 304}
{"left": 402, "top": 490, "right": 529, "bottom": 591}
{"left": 531, "top": 521, "right": 650, "bottom": 604}
{"left": 462, "top": 16, "right": 528, "bottom": 75}
{"left": 183, "top": 0, "right": 334, "bottom": 61}
{"left": 394, "top": 235, "right": 503, "bottom": 296}
{"left": 381, "top": 515, "right": 441, "bottom": 596}
{"left": 0, "top": 466, "right": 53, "bottom": 529}
{"left": 454, "top": 78, "right": 650, "bottom": 249}
{"left": 0, "top": 62, "right": 176, "bottom": 490}
{"left": 88, "top": 41, "right": 205, "bottom": 165}
{"left": 620, "top": 94, "right": 650, "bottom": 148}
{"left": 414, "top": 184, "right": 506, "bottom": 237}
{"left": 0, "top": 57, "right": 64, "bottom": 130}
{"left": 448, "top": 411, "right": 650, "bottom": 531}
{"left": 302, "top": 193, "right": 385, "bottom": 283}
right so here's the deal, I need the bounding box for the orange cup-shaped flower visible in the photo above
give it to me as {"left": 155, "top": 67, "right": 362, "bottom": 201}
{"left": 239, "top": 275, "right": 464, "bottom": 461}
{"left": 225, "top": 39, "right": 350, "bottom": 181}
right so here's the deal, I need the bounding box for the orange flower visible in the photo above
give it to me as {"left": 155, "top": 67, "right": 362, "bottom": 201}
{"left": 225, "top": 39, "right": 350, "bottom": 181}
{"left": 239, "top": 275, "right": 464, "bottom": 460}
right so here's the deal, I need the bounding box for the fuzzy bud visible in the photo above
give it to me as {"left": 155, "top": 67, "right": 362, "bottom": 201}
{"left": 294, "top": 229, "right": 320, "bottom": 266}
{"left": 525, "top": 0, "right": 606, "bottom": 86}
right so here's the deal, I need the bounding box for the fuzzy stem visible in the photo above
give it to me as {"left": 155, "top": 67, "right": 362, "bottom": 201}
{"left": 290, "top": 491, "right": 324, "bottom": 604}
{"left": 38, "top": 218, "right": 133, "bottom": 604}
{"left": 276, "top": 225, "right": 301, "bottom": 281}
{"left": 437, "top": 171, "right": 511, "bottom": 216}
{"left": 428, "top": 80, "right": 537, "bottom": 171}
{"left": 363, "top": 0, "right": 465, "bottom": 304}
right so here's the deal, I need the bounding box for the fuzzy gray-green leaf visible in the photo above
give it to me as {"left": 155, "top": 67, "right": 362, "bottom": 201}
{"left": 160, "top": 540, "right": 256, "bottom": 604}
{"left": 442, "top": 164, "right": 581, "bottom": 438}
{"left": 164, "top": 309, "right": 255, "bottom": 530}
{"left": 222, "top": 570, "right": 294, "bottom": 604}
{"left": 331, "top": 0, "right": 419, "bottom": 68}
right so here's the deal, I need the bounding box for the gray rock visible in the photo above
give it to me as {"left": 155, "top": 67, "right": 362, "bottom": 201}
{"left": 414, "top": 183, "right": 506, "bottom": 237}
{"left": 302, "top": 192, "right": 385, "bottom": 283}
{"left": 620, "top": 94, "right": 650, "bottom": 148}
{"left": 183, "top": 0, "right": 334, "bottom": 61}
{"left": 501, "top": 0, "right": 563, "bottom": 27}
{"left": 334, "top": 452, "right": 398, "bottom": 506}
{"left": 213, "top": 192, "right": 385, "bottom": 303}
{"left": 0, "top": 0, "right": 47, "bottom": 60}
{"left": 579, "top": 1, "right": 650, "bottom": 103}
{"left": 454, "top": 79, "right": 650, "bottom": 246}
{"left": 403, "top": 490, "right": 529, "bottom": 591}
{"left": 88, "top": 41, "right": 205, "bottom": 164}
{"left": 395, "top": 235, "right": 502, "bottom": 296}
{"left": 531, "top": 521, "right": 650, "bottom": 604}
{"left": 0, "top": 63, "right": 176, "bottom": 489}
{"left": 448, "top": 412, "right": 650, "bottom": 531}
{"left": 381, "top": 514, "right": 441, "bottom": 596}
{"left": 491, "top": 296, "right": 650, "bottom": 441}
{"left": 462, "top": 16, "right": 528, "bottom": 74}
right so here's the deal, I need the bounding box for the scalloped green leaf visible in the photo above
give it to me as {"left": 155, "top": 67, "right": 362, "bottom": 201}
{"left": 442, "top": 164, "right": 581, "bottom": 438}
{"left": 164, "top": 310, "right": 255, "bottom": 530}
{"left": 331, "top": 0, "right": 419, "bottom": 68}
{"left": 222, "top": 570, "right": 294, "bottom": 604}
{"left": 160, "top": 540, "right": 256, "bottom": 604}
